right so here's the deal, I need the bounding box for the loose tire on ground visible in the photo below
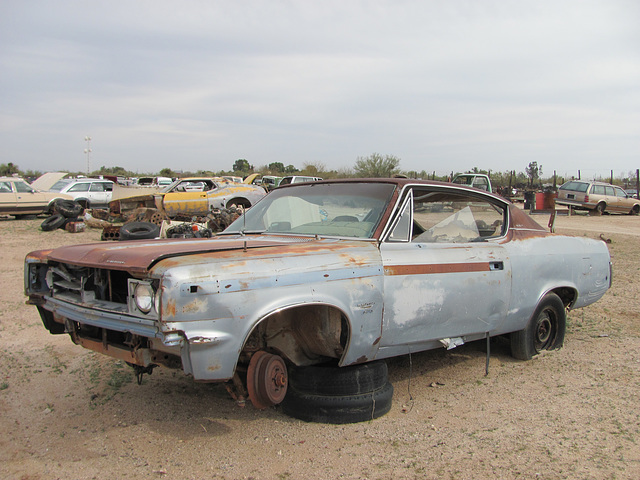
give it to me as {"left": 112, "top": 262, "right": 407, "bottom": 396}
{"left": 511, "top": 292, "right": 566, "bottom": 360}
{"left": 119, "top": 222, "right": 160, "bottom": 241}
{"left": 281, "top": 382, "right": 393, "bottom": 424}
{"left": 54, "top": 199, "right": 84, "bottom": 218}
{"left": 40, "top": 214, "right": 66, "bottom": 231}
{"left": 287, "top": 360, "right": 388, "bottom": 396}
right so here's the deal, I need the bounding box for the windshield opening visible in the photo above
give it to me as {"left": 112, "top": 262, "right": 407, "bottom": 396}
{"left": 222, "top": 182, "right": 395, "bottom": 239}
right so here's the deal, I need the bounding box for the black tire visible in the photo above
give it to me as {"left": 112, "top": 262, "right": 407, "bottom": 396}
{"left": 596, "top": 202, "right": 606, "bottom": 215}
{"left": 631, "top": 205, "right": 639, "bottom": 216}
{"left": 281, "top": 382, "right": 393, "bottom": 424}
{"left": 119, "top": 222, "right": 160, "bottom": 241}
{"left": 287, "top": 361, "right": 388, "bottom": 396}
{"left": 40, "top": 214, "right": 66, "bottom": 231}
{"left": 54, "top": 199, "right": 84, "bottom": 218}
{"left": 511, "top": 293, "right": 566, "bottom": 360}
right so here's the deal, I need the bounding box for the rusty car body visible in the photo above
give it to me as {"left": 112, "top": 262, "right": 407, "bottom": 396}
{"left": 25, "top": 179, "right": 611, "bottom": 413}
{"left": 108, "top": 177, "right": 266, "bottom": 219}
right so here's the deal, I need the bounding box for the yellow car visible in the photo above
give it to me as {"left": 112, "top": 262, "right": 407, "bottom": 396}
{"left": 109, "top": 177, "right": 267, "bottom": 218}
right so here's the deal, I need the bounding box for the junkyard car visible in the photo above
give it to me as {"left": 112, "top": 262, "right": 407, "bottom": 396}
{"left": 109, "top": 177, "right": 266, "bottom": 219}
{"left": 25, "top": 179, "right": 611, "bottom": 422}
{"left": 278, "top": 175, "right": 322, "bottom": 186}
{"left": 451, "top": 173, "right": 493, "bottom": 192}
{"left": 48, "top": 178, "right": 114, "bottom": 209}
{"left": 0, "top": 176, "right": 73, "bottom": 217}
{"left": 556, "top": 180, "right": 640, "bottom": 215}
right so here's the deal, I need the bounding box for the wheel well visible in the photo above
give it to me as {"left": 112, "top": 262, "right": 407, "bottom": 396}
{"left": 242, "top": 305, "right": 349, "bottom": 367}
{"left": 75, "top": 198, "right": 89, "bottom": 208}
{"left": 46, "top": 200, "right": 58, "bottom": 214}
{"left": 549, "top": 287, "right": 578, "bottom": 309}
{"left": 226, "top": 197, "right": 251, "bottom": 209}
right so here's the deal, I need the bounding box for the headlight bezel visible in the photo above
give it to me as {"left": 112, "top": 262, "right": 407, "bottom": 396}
{"left": 128, "top": 279, "right": 159, "bottom": 317}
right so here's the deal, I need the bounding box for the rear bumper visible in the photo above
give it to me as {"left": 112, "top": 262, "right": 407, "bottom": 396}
{"left": 556, "top": 199, "right": 593, "bottom": 210}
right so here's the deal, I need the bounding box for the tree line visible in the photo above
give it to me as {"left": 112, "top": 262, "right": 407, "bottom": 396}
{"left": 2, "top": 155, "right": 638, "bottom": 190}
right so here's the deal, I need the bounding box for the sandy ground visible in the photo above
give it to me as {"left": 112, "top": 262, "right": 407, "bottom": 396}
{"left": 0, "top": 211, "right": 639, "bottom": 480}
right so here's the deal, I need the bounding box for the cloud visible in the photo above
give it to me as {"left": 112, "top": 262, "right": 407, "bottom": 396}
{"left": 1, "top": 0, "right": 639, "bottom": 176}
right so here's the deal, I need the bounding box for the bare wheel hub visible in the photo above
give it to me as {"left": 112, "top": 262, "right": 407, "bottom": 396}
{"left": 247, "top": 351, "right": 288, "bottom": 409}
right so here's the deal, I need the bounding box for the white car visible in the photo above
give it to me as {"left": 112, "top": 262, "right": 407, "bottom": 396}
{"left": 48, "top": 178, "right": 114, "bottom": 209}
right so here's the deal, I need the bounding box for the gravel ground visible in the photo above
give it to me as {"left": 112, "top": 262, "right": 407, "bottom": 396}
{"left": 0, "top": 211, "right": 639, "bottom": 480}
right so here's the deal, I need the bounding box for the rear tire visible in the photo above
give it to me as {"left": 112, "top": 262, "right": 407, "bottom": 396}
{"left": 511, "top": 293, "right": 566, "bottom": 360}
{"left": 596, "top": 202, "right": 606, "bottom": 215}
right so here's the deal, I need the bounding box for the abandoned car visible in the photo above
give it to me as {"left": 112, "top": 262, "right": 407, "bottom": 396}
{"left": 25, "top": 179, "right": 611, "bottom": 423}
{"left": 108, "top": 177, "right": 266, "bottom": 220}
{"left": 0, "top": 176, "right": 73, "bottom": 217}
{"left": 556, "top": 180, "right": 640, "bottom": 215}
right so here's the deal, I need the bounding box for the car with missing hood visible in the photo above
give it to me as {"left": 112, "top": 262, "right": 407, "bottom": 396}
{"left": 108, "top": 177, "right": 267, "bottom": 219}
{"left": 25, "top": 178, "right": 611, "bottom": 423}
{"left": 0, "top": 176, "right": 73, "bottom": 218}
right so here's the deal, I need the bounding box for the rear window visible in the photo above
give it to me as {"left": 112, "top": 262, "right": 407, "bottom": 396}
{"left": 50, "top": 179, "right": 73, "bottom": 192}
{"left": 560, "top": 181, "right": 589, "bottom": 193}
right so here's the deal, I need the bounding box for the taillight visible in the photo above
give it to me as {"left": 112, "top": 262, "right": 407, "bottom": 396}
{"left": 584, "top": 195, "right": 589, "bottom": 203}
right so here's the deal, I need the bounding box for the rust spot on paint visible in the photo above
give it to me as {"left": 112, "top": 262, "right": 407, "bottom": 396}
{"left": 373, "top": 336, "right": 381, "bottom": 345}
{"left": 165, "top": 299, "right": 176, "bottom": 318}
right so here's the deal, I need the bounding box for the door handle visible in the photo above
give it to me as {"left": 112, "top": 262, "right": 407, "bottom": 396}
{"left": 489, "top": 261, "right": 504, "bottom": 271}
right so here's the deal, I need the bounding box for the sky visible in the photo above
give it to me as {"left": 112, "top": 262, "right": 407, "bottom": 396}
{"left": 1, "top": 0, "right": 639, "bottom": 179}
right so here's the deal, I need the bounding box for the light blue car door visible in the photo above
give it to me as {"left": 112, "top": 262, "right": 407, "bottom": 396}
{"left": 378, "top": 187, "right": 512, "bottom": 353}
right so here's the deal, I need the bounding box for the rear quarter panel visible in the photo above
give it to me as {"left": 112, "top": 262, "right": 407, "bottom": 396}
{"left": 503, "top": 234, "right": 610, "bottom": 333}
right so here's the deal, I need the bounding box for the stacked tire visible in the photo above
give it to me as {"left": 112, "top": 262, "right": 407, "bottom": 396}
{"left": 281, "top": 360, "right": 393, "bottom": 424}
{"left": 119, "top": 222, "right": 160, "bottom": 241}
{"left": 41, "top": 200, "right": 84, "bottom": 231}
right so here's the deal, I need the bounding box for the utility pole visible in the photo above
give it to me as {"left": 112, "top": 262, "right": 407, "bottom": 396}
{"left": 84, "top": 136, "right": 92, "bottom": 176}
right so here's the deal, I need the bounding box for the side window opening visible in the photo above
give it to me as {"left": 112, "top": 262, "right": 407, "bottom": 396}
{"left": 400, "top": 188, "right": 506, "bottom": 243}
{"left": 388, "top": 192, "right": 413, "bottom": 242}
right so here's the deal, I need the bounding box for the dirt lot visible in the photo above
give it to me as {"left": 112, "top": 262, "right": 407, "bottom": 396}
{"left": 1, "top": 211, "right": 639, "bottom": 480}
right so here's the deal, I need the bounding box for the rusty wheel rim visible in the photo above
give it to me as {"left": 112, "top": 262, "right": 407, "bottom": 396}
{"left": 247, "top": 351, "right": 288, "bottom": 409}
{"left": 534, "top": 309, "right": 556, "bottom": 353}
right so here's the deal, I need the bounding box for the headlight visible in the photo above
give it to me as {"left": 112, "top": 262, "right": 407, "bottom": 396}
{"left": 134, "top": 283, "right": 155, "bottom": 313}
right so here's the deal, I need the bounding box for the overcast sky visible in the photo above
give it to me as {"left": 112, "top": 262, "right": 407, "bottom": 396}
{"left": 1, "top": 0, "right": 639, "bottom": 179}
